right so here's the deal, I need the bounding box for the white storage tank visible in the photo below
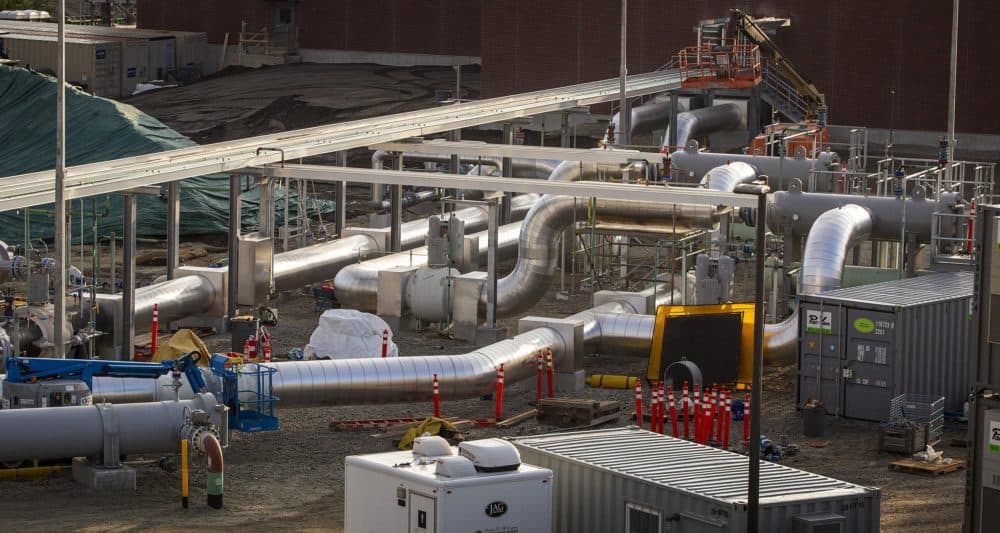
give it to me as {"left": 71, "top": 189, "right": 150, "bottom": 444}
{"left": 345, "top": 437, "right": 552, "bottom": 533}
{"left": 513, "top": 428, "right": 880, "bottom": 533}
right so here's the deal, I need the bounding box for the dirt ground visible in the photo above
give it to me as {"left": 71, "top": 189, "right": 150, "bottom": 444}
{"left": 0, "top": 65, "right": 968, "bottom": 531}
{"left": 0, "top": 273, "right": 968, "bottom": 532}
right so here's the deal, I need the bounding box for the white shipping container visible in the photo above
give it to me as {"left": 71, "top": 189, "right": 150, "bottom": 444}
{"left": 0, "top": 32, "right": 121, "bottom": 97}
{"left": 345, "top": 437, "right": 552, "bottom": 533}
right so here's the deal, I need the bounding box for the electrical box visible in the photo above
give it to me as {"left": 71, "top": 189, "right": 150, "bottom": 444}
{"left": 344, "top": 437, "right": 552, "bottom": 533}
{"left": 237, "top": 233, "right": 273, "bottom": 307}
{"left": 1, "top": 380, "right": 91, "bottom": 409}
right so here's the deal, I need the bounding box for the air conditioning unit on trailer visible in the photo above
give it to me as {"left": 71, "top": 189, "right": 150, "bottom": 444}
{"left": 345, "top": 437, "right": 552, "bottom": 533}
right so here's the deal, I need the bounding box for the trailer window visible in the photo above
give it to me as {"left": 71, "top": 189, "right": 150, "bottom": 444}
{"left": 625, "top": 503, "right": 661, "bottom": 533}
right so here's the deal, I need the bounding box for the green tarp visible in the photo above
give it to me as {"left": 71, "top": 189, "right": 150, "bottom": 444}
{"left": 0, "top": 65, "right": 333, "bottom": 243}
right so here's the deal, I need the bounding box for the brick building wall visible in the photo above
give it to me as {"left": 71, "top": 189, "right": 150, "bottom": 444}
{"left": 480, "top": 0, "right": 998, "bottom": 134}
{"left": 137, "top": 0, "right": 481, "bottom": 56}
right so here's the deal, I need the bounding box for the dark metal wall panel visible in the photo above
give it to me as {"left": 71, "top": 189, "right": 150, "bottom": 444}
{"left": 137, "top": 0, "right": 482, "bottom": 56}
{"left": 480, "top": 0, "right": 1000, "bottom": 134}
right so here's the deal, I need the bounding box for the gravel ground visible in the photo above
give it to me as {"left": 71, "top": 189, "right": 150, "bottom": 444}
{"left": 0, "top": 273, "right": 967, "bottom": 531}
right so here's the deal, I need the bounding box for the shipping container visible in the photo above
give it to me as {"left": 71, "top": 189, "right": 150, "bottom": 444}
{"left": 0, "top": 32, "right": 121, "bottom": 97}
{"left": 798, "top": 271, "right": 972, "bottom": 420}
{"left": 0, "top": 21, "right": 206, "bottom": 92}
{"left": 345, "top": 437, "right": 552, "bottom": 533}
{"left": 513, "top": 428, "right": 880, "bottom": 533}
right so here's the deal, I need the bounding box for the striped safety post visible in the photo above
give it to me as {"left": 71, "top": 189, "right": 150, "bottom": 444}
{"left": 695, "top": 391, "right": 704, "bottom": 443}
{"left": 651, "top": 383, "right": 661, "bottom": 434}
{"left": 535, "top": 351, "right": 543, "bottom": 403}
{"left": 634, "top": 381, "right": 643, "bottom": 429}
{"left": 743, "top": 392, "right": 751, "bottom": 449}
{"left": 658, "top": 382, "right": 666, "bottom": 434}
{"left": 656, "top": 382, "right": 664, "bottom": 434}
{"left": 723, "top": 390, "right": 732, "bottom": 450}
{"left": 716, "top": 388, "right": 728, "bottom": 446}
{"left": 150, "top": 303, "right": 159, "bottom": 356}
{"left": 708, "top": 386, "right": 718, "bottom": 443}
{"left": 667, "top": 385, "right": 678, "bottom": 437}
{"left": 682, "top": 381, "right": 690, "bottom": 439}
{"left": 495, "top": 364, "right": 505, "bottom": 421}
{"left": 545, "top": 349, "right": 555, "bottom": 398}
{"left": 381, "top": 329, "right": 389, "bottom": 358}
{"left": 432, "top": 373, "right": 441, "bottom": 418}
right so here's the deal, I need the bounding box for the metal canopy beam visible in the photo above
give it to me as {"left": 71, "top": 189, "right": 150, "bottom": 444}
{"left": 253, "top": 164, "right": 759, "bottom": 208}
{"left": 370, "top": 140, "right": 665, "bottom": 165}
{"left": 0, "top": 70, "right": 683, "bottom": 212}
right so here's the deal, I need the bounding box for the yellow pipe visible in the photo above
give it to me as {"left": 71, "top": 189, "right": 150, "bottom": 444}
{"left": 181, "top": 439, "right": 189, "bottom": 509}
{"left": 587, "top": 374, "right": 639, "bottom": 389}
{"left": 0, "top": 465, "right": 63, "bottom": 480}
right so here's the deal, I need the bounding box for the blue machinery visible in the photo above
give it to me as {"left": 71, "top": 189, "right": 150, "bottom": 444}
{"left": 3, "top": 353, "right": 279, "bottom": 433}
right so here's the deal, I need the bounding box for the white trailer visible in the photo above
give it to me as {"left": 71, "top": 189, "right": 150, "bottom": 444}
{"left": 345, "top": 437, "right": 552, "bottom": 533}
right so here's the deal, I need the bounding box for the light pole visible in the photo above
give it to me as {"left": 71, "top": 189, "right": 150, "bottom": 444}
{"left": 54, "top": 0, "right": 67, "bottom": 358}
{"left": 618, "top": 0, "right": 630, "bottom": 146}
{"left": 735, "top": 182, "right": 771, "bottom": 533}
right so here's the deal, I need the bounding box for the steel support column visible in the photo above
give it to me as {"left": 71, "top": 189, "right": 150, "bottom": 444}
{"left": 334, "top": 150, "right": 347, "bottom": 237}
{"left": 668, "top": 92, "right": 679, "bottom": 151}
{"left": 53, "top": 0, "right": 67, "bottom": 358}
{"left": 166, "top": 181, "right": 180, "bottom": 279}
{"left": 390, "top": 154, "right": 403, "bottom": 252}
{"left": 227, "top": 174, "right": 241, "bottom": 323}
{"left": 120, "top": 193, "right": 137, "bottom": 361}
{"left": 486, "top": 199, "right": 499, "bottom": 327}
{"left": 501, "top": 123, "right": 514, "bottom": 224}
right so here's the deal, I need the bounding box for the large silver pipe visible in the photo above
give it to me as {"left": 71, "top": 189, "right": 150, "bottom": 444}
{"left": 272, "top": 196, "right": 538, "bottom": 292}
{"left": 662, "top": 103, "right": 746, "bottom": 150}
{"left": 484, "top": 196, "right": 722, "bottom": 316}
{"left": 798, "top": 204, "right": 873, "bottom": 295}
{"left": 670, "top": 146, "right": 840, "bottom": 185}
{"left": 767, "top": 190, "right": 962, "bottom": 242}
{"left": 0, "top": 393, "right": 222, "bottom": 463}
{"left": 334, "top": 221, "right": 525, "bottom": 311}
{"left": 763, "top": 204, "right": 873, "bottom": 363}
{"left": 701, "top": 161, "right": 758, "bottom": 192}
{"left": 604, "top": 96, "right": 686, "bottom": 144}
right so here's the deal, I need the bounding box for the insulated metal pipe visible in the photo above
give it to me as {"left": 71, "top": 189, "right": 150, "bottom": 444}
{"left": 662, "top": 103, "right": 746, "bottom": 151}
{"left": 701, "top": 161, "right": 758, "bottom": 193}
{"left": 484, "top": 196, "right": 722, "bottom": 316}
{"left": 767, "top": 190, "right": 962, "bottom": 242}
{"left": 604, "top": 96, "right": 686, "bottom": 145}
{"left": 334, "top": 222, "right": 524, "bottom": 311}
{"left": 763, "top": 204, "right": 873, "bottom": 363}
{"left": 670, "top": 146, "right": 840, "bottom": 185}
{"left": 0, "top": 393, "right": 223, "bottom": 463}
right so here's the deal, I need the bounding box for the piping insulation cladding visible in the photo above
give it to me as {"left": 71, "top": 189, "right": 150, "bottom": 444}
{"left": 763, "top": 204, "right": 874, "bottom": 362}
{"left": 662, "top": 103, "right": 747, "bottom": 150}
{"left": 0, "top": 393, "right": 223, "bottom": 463}
{"left": 87, "top": 289, "right": 674, "bottom": 407}
{"left": 76, "top": 193, "right": 541, "bottom": 341}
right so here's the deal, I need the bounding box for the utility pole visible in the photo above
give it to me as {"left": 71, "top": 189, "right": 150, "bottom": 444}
{"left": 618, "top": 0, "right": 630, "bottom": 146}
{"left": 945, "top": 0, "right": 959, "bottom": 187}
{"left": 54, "top": 0, "right": 67, "bottom": 358}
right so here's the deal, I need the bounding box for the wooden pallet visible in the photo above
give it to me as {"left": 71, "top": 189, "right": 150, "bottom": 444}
{"left": 536, "top": 398, "right": 620, "bottom": 428}
{"left": 889, "top": 458, "right": 966, "bottom": 476}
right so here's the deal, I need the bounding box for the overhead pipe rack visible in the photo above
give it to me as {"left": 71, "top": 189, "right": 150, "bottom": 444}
{"left": 0, "top": 70, "right": 683, "bottom": 212}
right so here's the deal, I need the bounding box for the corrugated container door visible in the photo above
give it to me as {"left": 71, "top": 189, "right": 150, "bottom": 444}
{"left": 798, "top": 303, "right": 844, "bottom": 413}
{"left": 121, "top": 41, "right": 148, "bottom": 96}
{"left": 843, "top": 308, "right": 895, "bottom": 421}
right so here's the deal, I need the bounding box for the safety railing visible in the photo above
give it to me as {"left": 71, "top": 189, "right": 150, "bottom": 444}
{"left": 676, "top": 42, "right": 761, "bottom": 89}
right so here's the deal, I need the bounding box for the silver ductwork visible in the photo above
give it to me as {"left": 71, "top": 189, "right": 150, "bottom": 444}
{"left": 798, "top": 205, "right": 873, "bottom": 295}
{"left": 763, "top": 204, "right": 873, "bottom": 362}
{"left": 663, "top": 103, "right": 746, "bottom": 150}
{"left": 89, "top": 292, "right": 664, "bottom": 406}
{"left": 605, "top": 96, "right": 687, "bottom": 144}
{"left": 767, "top": 190, "right": 962, "bottom": 243}
{"left": 701, "top": 161, "right": 758, "bottom": 193}
{"left": 334, "top": 222, "right": 525, "bottom": 311}
{"left": 670, "top": 144, "right": 840, "bottom": 187}
{"left": 0, "top": 393, "right": 225, "bottom": 463}
{"left": 484, "top": 195, "right": 723, "bottom": 317}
